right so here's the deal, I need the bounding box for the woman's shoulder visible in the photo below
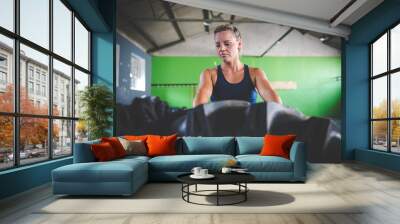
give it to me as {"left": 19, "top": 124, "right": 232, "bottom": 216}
{"left": 201, "top": 67, "right": 218, "bottom": 76}
{"left": 203, "top": 66, "right": 218, "bottom": 72}
{"left": 247, "top": 66, "right": 264, "bottom": 73}
{"left": 247, "top": 66, "right": 265, "bottom": 77}
{"left": 200, "top": 67, "right": 218, "bottom": 85}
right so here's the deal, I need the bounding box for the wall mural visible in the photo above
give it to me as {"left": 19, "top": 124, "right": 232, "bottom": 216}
{"left": 117, "top": 97, "right": 341, "bottom": 162}
{"left": 129, "top": 53, "right": 146, "bottom": 91}
{"left": 116, "top": 28, "right": 342, "bottom": 163}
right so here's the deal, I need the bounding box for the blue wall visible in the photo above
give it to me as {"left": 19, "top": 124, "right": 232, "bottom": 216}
{"left": 0, "top": 158, "right": 72, "bottom": 199}
{"left": 92, "top": 0, "right": 115, "bottom": 87}
{"left": 344, "top": 0, "right": 400, "bottom": 171}
{"left": 91, "top": 0, "right": 116, "bottom": 135}
{"left": 92, "top": 33, "right": 114, "bottom": 87}
{"left": 343, "top": 44, "right": 369, "bottom": 159}
{"left": 116, "top": 32, "right": 152, "bottom": 105}
{"left": 65, "top": 0, "right": 109, "bottom": 32}
{"left": 0, "top": 0, "right": 116, "bottom": 200}
{"left": 355, "top": 149, "right": 400, "bottom": 172}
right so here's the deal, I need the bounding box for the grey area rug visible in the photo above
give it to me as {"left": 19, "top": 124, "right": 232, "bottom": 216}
{"left": 37, "top": 183, "right": 362, "bottom": 214}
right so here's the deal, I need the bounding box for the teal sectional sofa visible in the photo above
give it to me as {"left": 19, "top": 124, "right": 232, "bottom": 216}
{"left": 52, "top": 136, "right": 307, "bottom": 196}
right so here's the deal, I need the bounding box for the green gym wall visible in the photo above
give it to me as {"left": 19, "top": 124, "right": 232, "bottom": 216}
{"left": 151, "top": 56, "right": 341, "bottom": 118}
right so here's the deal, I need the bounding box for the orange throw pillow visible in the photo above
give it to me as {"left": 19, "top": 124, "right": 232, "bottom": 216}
{"left": 101, "top": 137, "right": 127, "bottom": 158}
{"left": 260, "top": 134, "right": 296, "bottom": 159}
{"left": 146, "top": 134, "right": 177, "bottom": 157}
{"left": 91, "top": 142, "right": 117, "bottom": 161}
{"left": 124, "top": 135, "right": 148, "bottom": 141}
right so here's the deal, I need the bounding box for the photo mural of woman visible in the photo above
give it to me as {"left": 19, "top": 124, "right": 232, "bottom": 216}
{"left": 116, "top": 21, "right": 342, "bottom": 162}
{"left": 193, "top": 24, "right": 282, "bottom": 106}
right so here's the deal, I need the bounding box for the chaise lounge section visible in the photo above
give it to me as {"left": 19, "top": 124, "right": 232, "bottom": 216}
{"left": 52, "top": 140, "right": 149, "bottom": 196}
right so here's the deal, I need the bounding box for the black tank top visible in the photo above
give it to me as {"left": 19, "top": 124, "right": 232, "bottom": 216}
{"left": 210, "top": 64, "right": 257, "bottom": 104}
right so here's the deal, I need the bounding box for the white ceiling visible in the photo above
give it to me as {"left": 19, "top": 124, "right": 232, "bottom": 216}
{"left": 152, "top": 23, "right": 340, "bottom": 56}
{"left": 226, "top": 0, "right": 350, "bottom": 20}
{"left": 223, "top": 0, "right": 354, "bottom": 23}
{"left": 117, "top": 0, "right": 383, "bottom": 54}
{"left": 227, "top": 0, "right": 383, "bottom": 25}
{"left": 166, "top": 0, "right": 383, "bottom": 37}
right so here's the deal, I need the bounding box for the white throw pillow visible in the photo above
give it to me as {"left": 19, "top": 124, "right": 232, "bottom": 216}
{"left": 118, "top": 137, "right": 147, "bottom": 156}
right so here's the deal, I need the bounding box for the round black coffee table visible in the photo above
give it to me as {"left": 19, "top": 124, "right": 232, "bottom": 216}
{"left": 177, "top": 173, "right": 255, "bottom": 206}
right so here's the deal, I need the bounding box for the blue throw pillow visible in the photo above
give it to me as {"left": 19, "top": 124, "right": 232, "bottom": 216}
{"left": 182, "top": 137, "right": 235, "bottom": 155}
{"left": 236, "top": 137, "right": 263, "bottom": 155}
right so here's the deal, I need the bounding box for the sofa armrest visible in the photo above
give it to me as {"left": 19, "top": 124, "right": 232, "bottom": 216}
{"left": 289, "top": 141, "right": 307, "bottom": 181}
{"left": 73, "top": 140, "right": 100, "bottom": 163}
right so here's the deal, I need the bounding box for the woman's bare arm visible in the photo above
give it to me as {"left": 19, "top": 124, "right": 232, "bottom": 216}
{"left": 253, "top": 68, "right": 282, "bottom": 104}
{"left": 193, "top": 69, "right": 213, "bottom": 107}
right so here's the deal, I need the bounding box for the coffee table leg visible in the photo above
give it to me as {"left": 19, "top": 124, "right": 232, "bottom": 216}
{"left": 217, "top": 184, "right": 219, "bottom": 206}
{"left": 182, "top": 184, "right": 189, "bottom": 202}
{"left": 187, "top": 184, "right": 190, "bottom": 202}
{"left": 245, "top": 183, "right": 247, "bottom": 201}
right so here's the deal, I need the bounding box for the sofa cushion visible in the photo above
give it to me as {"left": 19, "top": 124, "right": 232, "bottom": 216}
{"left": 101, "top": 137, "right": 127, "bottom": 158}
{"left": 260, "top": 134, "right": 296, "bottom": 159}
{"left": 147, "top": 134, "right": 178, "bottom": 157}
{"left": 236, "top": 137, "right": 263, "bottom": 155}
{"left": 118, "top": 138, "right": 147, "bottom": 156}
{"left": 124, "top": 135, "right": 148, "bottom": 142}
{"left": 148, "top": 154, "right": 235, "bottom": 172}
{"left": 115, "top": 155, "right": 150, "bottom": 163}
{"left": 73, "top": 139, "right": 100, "bottom": 163}
{"left": 181, "top": 137, "right": 235, "bottom": 155}
{"left": 236, "top": 155, "right": 293, "bottom": 172}
{"left": 90, "top": 142, "right": 118, "bottom": 161}
{"left": 53, "top": 158, "right": 147, "bottom": 183}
